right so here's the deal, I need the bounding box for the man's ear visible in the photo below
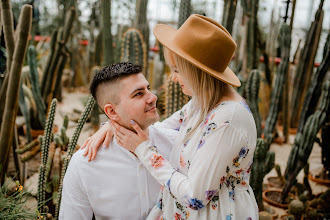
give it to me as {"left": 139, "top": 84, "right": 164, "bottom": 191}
{"left": 104, "top": 104, "right": 119, "bottom": 121}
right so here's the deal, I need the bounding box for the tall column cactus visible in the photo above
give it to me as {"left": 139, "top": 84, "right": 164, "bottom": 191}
{"left": 37, "top": 98, "right": 57, "bottom": 214}
{"left": 134, "top": 0, "right": 149, "bottom": 77}
{"left": 297, "top": 33, "right": 329, "bottom": 133}
{"left": 55, "top": 96, "right": 95, "bottom": 220}
{"left": 263, "top": 24, "right": 291, "bottom": 146}
{"left": 43, "top": 8, "right": 75, "bottom": 107}
{"left": 282, "top": 78, "right": 330, "bottom": 203}
{"left": 245, "top": 69, "right": 262, "bottom": 138}
{"left": 165, "top": 0, "right": 191, "bottom": 117}
{"left": 101, "top": 0, "right": 114, "bottom": 66}
{"left": 40, "top": 30, "right": 57, "bottom": 96}
{"left": 0, "top": 5, "right": 32, "bottom": 183}
{"left": 222, "top": 0, "right": 237, "bottom": 34}
{"left": 28, "top": 45, "right": 46, "bottom": 128}
{"left": 290, "top": 0, "right": 324, "bottom": 128}
{"left": 0, "top": 0, "right": 15, "bottom": 127}
{"left": 241, "top": 0, "right": 259, "bottom": 72}
{"left": 250, "top": 138, "right": 275, "bottom": 211}
{"left": 120, "top": 28, "right": 147, "bottom": 73}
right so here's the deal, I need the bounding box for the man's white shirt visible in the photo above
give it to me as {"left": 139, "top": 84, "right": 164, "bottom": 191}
{"left": 59, "top": 125, "right": 177, "bottom": 220}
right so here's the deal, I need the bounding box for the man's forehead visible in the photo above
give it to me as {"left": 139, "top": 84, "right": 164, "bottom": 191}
{"left": 120, "top": 73, "right": 148, "bottom": 92}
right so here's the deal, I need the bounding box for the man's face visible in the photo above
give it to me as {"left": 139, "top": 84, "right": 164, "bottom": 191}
{"left": 113, "top": 73, "right": 159, "bottom": 131}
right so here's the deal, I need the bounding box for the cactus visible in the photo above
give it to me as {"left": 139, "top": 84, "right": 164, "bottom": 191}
{"left": 297, "top": 33, "right": 329, "bottom": 133}
{"left": 100, "top": 0, "right": 114, "bottom": 66}
{"left": 320, "top": 124, "right": 330, "bottom": 180}
{"left": 45, "top": 142, "right": 56, "bottom": 182}
{"left": 120, "top": 28, "right": 147, "bottom": 74}
{"left": 18, "top": 80, "right": 32, "bottom": 142}
{"left": 55, "top": 96, "right": 95, "bottom": 219}
{"left": 290, "top": 0, "right": 325, "bottom": 128}
{"left": 245, "top": 69, "right": 262, "bottom": 138}
{"left": 222, "top": 0, "right": 237, "bottom": 34}
{"left": 303, "top": 163, "right": 312, "bottom": 197}
{"left": 241, "top": 0, "right": 259, "bottom": 72}
{"left": 37, "top": 98, "right": 57, "bottom": 214}
{"left": 40, "top": 30, "right": 58, "bottom": 95}
{"left": 178, "top": 0, "right": 191, "bottom": 27}
{"left": 16, "top": 138, "right": 39, "bottom": 154}
{"left": 28, "top": 45, "right": 46, "bottom": 128}
{"left": 288, "top": 200, "right": 304, "bottom": 220}
{"left": 21, "top": 144, "right": 41, "bottom": 163}
{"left": 274, "top": 164, "right": 285, "bottom": 185}
{"left": 134, "top": 0, "right": 149, "bottom": 77}
{"left": 0, "top": 0, "right": 15, "bottom": 126}
{"left": 0, "top": 5, "right": 32, "bottom": 184}
{"left": 43, "top": 8, "right": 75, "bottom": 107}
{"left": 282, "top": 79, "right": 330, "bottom": 203}
{"left": 250, "top": 138, "right": 275, "bottom": 211}
{"left": 53, "top": 51, "right": 69, "bottom": 101}
{"left": 263, "top": 24, "right": 291, "bottom": 146}
{"left": 52, "top": 147, "right": 61, "bottom": 205}
{"left": 90, "top": 67, "right": 100, "bottom": 131}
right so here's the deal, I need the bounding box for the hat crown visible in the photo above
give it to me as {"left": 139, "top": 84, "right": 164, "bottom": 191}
{"left": 174, "top": 15, "right": 236, "bottom": 72}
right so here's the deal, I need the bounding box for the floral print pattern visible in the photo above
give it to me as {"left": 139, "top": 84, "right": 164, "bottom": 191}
{"left": 150, "top": 154, "right": 165, "bottom": 168}
{"left": 137, "top": 100, "right": 258, "bottom": 219}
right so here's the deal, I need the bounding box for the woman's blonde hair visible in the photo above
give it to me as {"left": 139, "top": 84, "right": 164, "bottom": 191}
{"left": 164, "top": 47, "right": 227, "bottom": 141}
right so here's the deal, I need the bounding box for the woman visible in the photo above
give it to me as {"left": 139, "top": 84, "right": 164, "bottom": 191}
{"left": 83, "top": 14, "right": 258, "bottom": 219}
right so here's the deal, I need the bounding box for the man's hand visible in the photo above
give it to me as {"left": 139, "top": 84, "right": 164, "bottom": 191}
{"left": 81, "top": 122, "right": 114, "bottom": 161}
{"left": 112, "top": 120, "right": 149, "bottom": 152}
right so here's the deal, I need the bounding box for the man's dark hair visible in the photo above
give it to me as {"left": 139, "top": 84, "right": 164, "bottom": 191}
{"left": 89, "top": 62, "right": 142, "bottom": 101}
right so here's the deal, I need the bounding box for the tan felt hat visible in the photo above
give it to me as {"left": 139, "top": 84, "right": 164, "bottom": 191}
{"left": 154, "top": 14, "right": 241, "bottom": 87}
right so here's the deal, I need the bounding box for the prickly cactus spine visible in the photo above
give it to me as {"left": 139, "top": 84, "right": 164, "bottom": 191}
{"left": 250, "top": 138, "right": 275, "bottom": 211}
{"left": 282, "top": 78, "right": 330, "bottom": 203}
{"left": 245, "top": 69, "right": 262, "bottom": 138}
{"left": 263, "top": 24, "right": 291, "bottom": 146}
{"left": 55, "top": 96, "right": 95, "bottom": 219}
{"left": 28, "top": 45, "right": 46, "bottom": 128}
{"left": 37, "top": 98, "right": 57, "bottom": 214}
{"left": 120, "top": 28, "right": 147, "bottom": 74}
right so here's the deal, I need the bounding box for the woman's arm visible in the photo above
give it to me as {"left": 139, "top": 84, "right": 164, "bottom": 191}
{"left": 114, "top": 118, "right": 250, "bottom": 210}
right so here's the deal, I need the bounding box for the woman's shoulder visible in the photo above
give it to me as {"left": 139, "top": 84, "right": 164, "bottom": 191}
{"left": 211, "top": 100, "right": 256, "bottom": 134}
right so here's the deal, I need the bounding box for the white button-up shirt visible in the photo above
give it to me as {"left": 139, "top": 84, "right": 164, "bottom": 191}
{"left": 59, "top": 125, "right": 177, "bottom": 220}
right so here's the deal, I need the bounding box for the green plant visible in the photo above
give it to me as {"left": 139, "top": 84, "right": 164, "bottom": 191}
{"left": 282, "top": 78, "right": 330, "bottom": 203}
{"left": 245, "top": 69, "right": 262, "bottom": 138}
{"left": 0, "top": 180, "right": 37, "bottom": 219}
{"left": 43, "top": 8, "right": 75, "bottom": 107}
{"left": 55, "top": 96, "right": 95, "bottom": 219}
{"left": 290, "top": 0, "right": 325, "bottom": 128}
{"left": 120, "top": 28, "right": 147, "bottom": 74}
{"left": 222, "top": 0, "right": 237, "bottom": 34}
{"left": 274, "top": 164, "right": 285, "bottom": 185}
{"left": 28, "top": 45, "right": 46, "bottom": 129}
{"left": 263, "top": 24, "right": 291, "bottom": 146}
{"left": 288, "top": 200, "right": 304, "bottom": 220}
{"left": 100, "top": 0, "right": 114, "bottom": 66}
{"left": 37, "top": 98, "right": 57, "bottom": 215}
{"left": 250, "top": 138, "right": 275, "bottom": 211}
{"left": 297, "top": 32, "right": 329, "bottom": 133}
{"left": 0, "top": 5, "right": 32, "bottom": 184}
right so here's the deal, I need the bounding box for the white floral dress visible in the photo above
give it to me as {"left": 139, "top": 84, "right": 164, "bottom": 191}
{"left": 135, "top": 99, "right": 259, "bottom": 220}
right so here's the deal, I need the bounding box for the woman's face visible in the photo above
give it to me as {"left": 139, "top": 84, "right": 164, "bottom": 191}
{"left": 167, "top": 54, "right": 193, "bottom": 96}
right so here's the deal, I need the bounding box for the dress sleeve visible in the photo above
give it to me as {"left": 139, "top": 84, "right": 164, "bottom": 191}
{"left": 59, "top": 154, "right": 93, "bottom": 220}
{"left": 135, "top": 121, "right": 249, "bottom": 210}
{"left": 153, "top": 100, "right": 192, "bottom": 130}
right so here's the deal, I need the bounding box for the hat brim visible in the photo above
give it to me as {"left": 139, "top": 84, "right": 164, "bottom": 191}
{"left": 154, "top": 24, "right": 241, "bottom": 87}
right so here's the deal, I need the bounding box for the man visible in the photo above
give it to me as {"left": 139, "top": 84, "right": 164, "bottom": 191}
{"left": 59, "top": 62, "right": 178, "bottom": 219}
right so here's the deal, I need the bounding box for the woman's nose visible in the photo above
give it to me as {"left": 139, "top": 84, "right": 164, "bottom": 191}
{"left": 171, "top": 73, "right": 178, "bottom": 82}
